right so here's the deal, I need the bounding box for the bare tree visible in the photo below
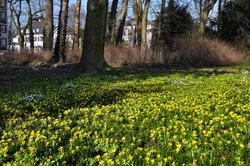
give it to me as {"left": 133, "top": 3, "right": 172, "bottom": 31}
{"left": 44, "top": 0, "right": 54, "bottom": 51}
{"left": 193, "top": 0, "right": 217, "bottom": 35}
{"left": 132, "top": 0, "right": 151, "bottom": 49}
{"left": 27, "top": 0, "right": 34, "bottom": 51}
{"left": 72, "top": 0, "right": 81, "bottom": 49}
{"left": 152, "top": 0, "right": 166, "bottom": 60}
{"left": 9, "top": 0, "right": 29, "bottom": 49}
{"left": 9, "top": 0, "right": 44, "bottom": 50}
{"left": 78, "top": 0, "right": 108, "bottom": 73}
{"left": 53, "top": 0, "right": 69, "bottom": 63}
{"left": 116, "top": 0, "right": 128, "bottom": 45}
{"left": 107, "top": 0, "right": 118, "bottom": 44}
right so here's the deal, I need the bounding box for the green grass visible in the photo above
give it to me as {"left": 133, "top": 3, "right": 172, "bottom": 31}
{"left": 216, "top": 63, "right": 250, "bottom": 70}
{"left": 0, "top": 69, "right": 250, "bottom": 165}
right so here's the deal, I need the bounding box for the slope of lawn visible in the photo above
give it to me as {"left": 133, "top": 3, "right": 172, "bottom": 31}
{"left": 0, "top": 69, "right": 250, "bottom": 165}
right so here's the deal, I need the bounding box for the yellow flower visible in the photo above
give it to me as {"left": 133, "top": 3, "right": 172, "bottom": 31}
{"left": 239, "top": 143, "right": 244, "bottom": 149}
{"left": 128, "top": 154, "right": 133, "bottom": 161}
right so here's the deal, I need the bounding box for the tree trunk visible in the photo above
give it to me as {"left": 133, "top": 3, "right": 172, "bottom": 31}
{"left": 132, "top": 0, "right": 142, "bottom": 47}
{"left": 197, "top": 0, "right": 217, "bottom": 35}
{"left": 73, "top": 0, "right": 81, "bottom": 50}
{"left": 107, "top": 0, "right": 118, "bottom": 44}
{"left": 132, "top": 0, "right": 151, "bottom": 48}
{"left": 152, "top": 0, "right": 165, "bottom": 62}
{"left": 18, "top": 33, "right": 25, "bottom": 49}
{"left": 115, "top": 0, "right": 128, "bottom": 45}
{"left": 78, "top": 0, "right": 108, "bottom": 73}
{"left": 27, "top": 0, "right": 34, "bottom": 52}
{"left": 141, "top": 0, "right": 150, "bottom": 49}
{"left": 217, "top": 0, "right": 222, "bottom": 32}
{"left": 158, "top": 0, "right": 166, "bottom": 43}
{"left": 168, "top": 0, "right": 174, "bottom": 16}
{"left": 44, "top": 0, "right": 54, "bottom": 51}
{"left": 53, "top": 0, "right": 69, "bottom": 63}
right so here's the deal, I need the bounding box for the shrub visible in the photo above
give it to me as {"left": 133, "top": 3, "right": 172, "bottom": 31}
{"left": 65, "top": 49, "right": 82, "bottom": 62}
{"left": 0, "top": 49, "right": 53, "bottom": 66}
{"left": 105, "top": 45, "right": 154, "bottom": 67}
{"left": 164, "top": 38, "right": 247, "bottom": 68}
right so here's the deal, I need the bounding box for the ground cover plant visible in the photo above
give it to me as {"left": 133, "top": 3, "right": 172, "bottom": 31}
{"left": 0, "top": 67, "right": 250, "bottom": 165}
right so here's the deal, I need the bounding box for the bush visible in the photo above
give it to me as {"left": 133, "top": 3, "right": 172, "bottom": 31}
{"left": 65, "top": 49, "right": 82, "bottom": 62}
{"left": 164, "top": 38, "right": 247, "bottom": 68}
{"left": 0, "top": 49, "right": 52, "bottom": 66}
{"left": 105, "top": 45, "right": 155, "bottom": 67}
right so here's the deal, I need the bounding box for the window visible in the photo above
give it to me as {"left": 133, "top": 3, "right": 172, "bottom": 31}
{"left": 1, "top": 25, "right": 6, "bottom": 33}
{"left": 0, "top": 38, "right": 7, "bottom": 46}
{"left": 1, "top": 12, "right": 6, "bottom": 19}
{"left": 37, "top": 29, "right": 39, "bottom": 32}
{"left": 1, "top": 0, "right": 6, "bottom": 6}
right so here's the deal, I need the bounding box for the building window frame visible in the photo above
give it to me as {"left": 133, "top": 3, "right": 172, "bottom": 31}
{"left": 1, "top": 25, "right": 6, "bottom": 33}
{"left": 0, "top": 38, "right": 7, "bottom": 46}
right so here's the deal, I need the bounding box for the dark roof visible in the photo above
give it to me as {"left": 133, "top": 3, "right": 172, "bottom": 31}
{"left": 32, "top": 20, "right": 43, "bottom": 34}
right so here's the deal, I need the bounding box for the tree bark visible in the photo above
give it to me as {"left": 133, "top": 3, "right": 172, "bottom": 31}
{"left": 27, "top": 0, "right": 34, "bottom": 52}
{"left": 141, "top": 0, "right": 150, "bottom": 49}
{"left": 132, "top": 0, "right": 151, "bottom": 48}
{"left": 158, "top": 0, "right": 166, "bottom": 43}
{"left": 107, "top": 0, "right": 118, "bottom": 44}
{"left": 217, "top": 0, "right": 222, "bottom": 32}
{"left": 44, "top": 0, "right": 54, "bottom": 51}
{"left": 53, "top": 0, "right": 69, "bottom": 63}
{"left": 115, "top": 0, "right": 128, "bottom": 45}
{"left": 132, "top": 0, "right": 142, "bottom": 47}
{"left": 197, "top": 0, "right": 217, "bottom": 35}
{"left": 78, "top": 0, "right": 108, "bottom": 73}
{"left": 73, "top": 0, "right": 81, "bottom": 50}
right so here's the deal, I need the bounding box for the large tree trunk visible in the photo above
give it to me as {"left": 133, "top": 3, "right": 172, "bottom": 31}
{"left": 78, "top": 0, "right": 108, "bottom": 73}
{"left": 141, "top": 0, "right": 150, "bottom": 49}
{"left": 115, "top": 0, "right": 128, "bottom": 45}
{"left": 107, "top": 0, "right": 118, "bottom": 44}
{"left": 73, "top": 0, "right": 81, "bottom": 50}
{"left": 53, "top": 0, "right": 69, "bottom": 63}
{"left": 44, "top": 0, "right": 54, "bottom": 51}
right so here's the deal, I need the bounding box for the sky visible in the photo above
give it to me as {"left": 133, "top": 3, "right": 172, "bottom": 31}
{"left": 69, "top": 0, "right": 87, "bottom": 9}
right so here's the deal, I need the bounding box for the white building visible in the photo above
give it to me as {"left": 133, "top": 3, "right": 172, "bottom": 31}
{"left": 12, "top": 20, "right": 45, "bottom": 52}
{"left": 122, "top": 21, "right": 153, "bottom": 47}
{"left": 12, "top": 20, "right": 75, "bottom": 52}
{"left": 0, "top": 0, "right": 8, "bottom": 51}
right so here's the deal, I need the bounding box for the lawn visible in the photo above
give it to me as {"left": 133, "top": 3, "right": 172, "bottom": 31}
{"left": 0, "top": 67, "right": 250, "bottom": 165}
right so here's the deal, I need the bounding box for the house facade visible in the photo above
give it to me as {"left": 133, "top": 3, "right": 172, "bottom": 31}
{"left": 122, "top": 21, "right": 153, "bottom": 48}
{"left": 12, "top": 20, "right": 76, "bottom": 52}
{"left": 12, "top": 20, "right": 45, "bottom": 52}
{"left": 0, "top": 0, "right": 8, "bottom": 51}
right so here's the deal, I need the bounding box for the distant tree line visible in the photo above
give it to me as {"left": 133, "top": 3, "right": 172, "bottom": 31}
{"left": 8, "top": 0, "right": 250, "bottom": 73}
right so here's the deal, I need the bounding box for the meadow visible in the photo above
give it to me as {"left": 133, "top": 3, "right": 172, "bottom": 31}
{"left": 0, "top": 68, "right": 250, "bottom": 165}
